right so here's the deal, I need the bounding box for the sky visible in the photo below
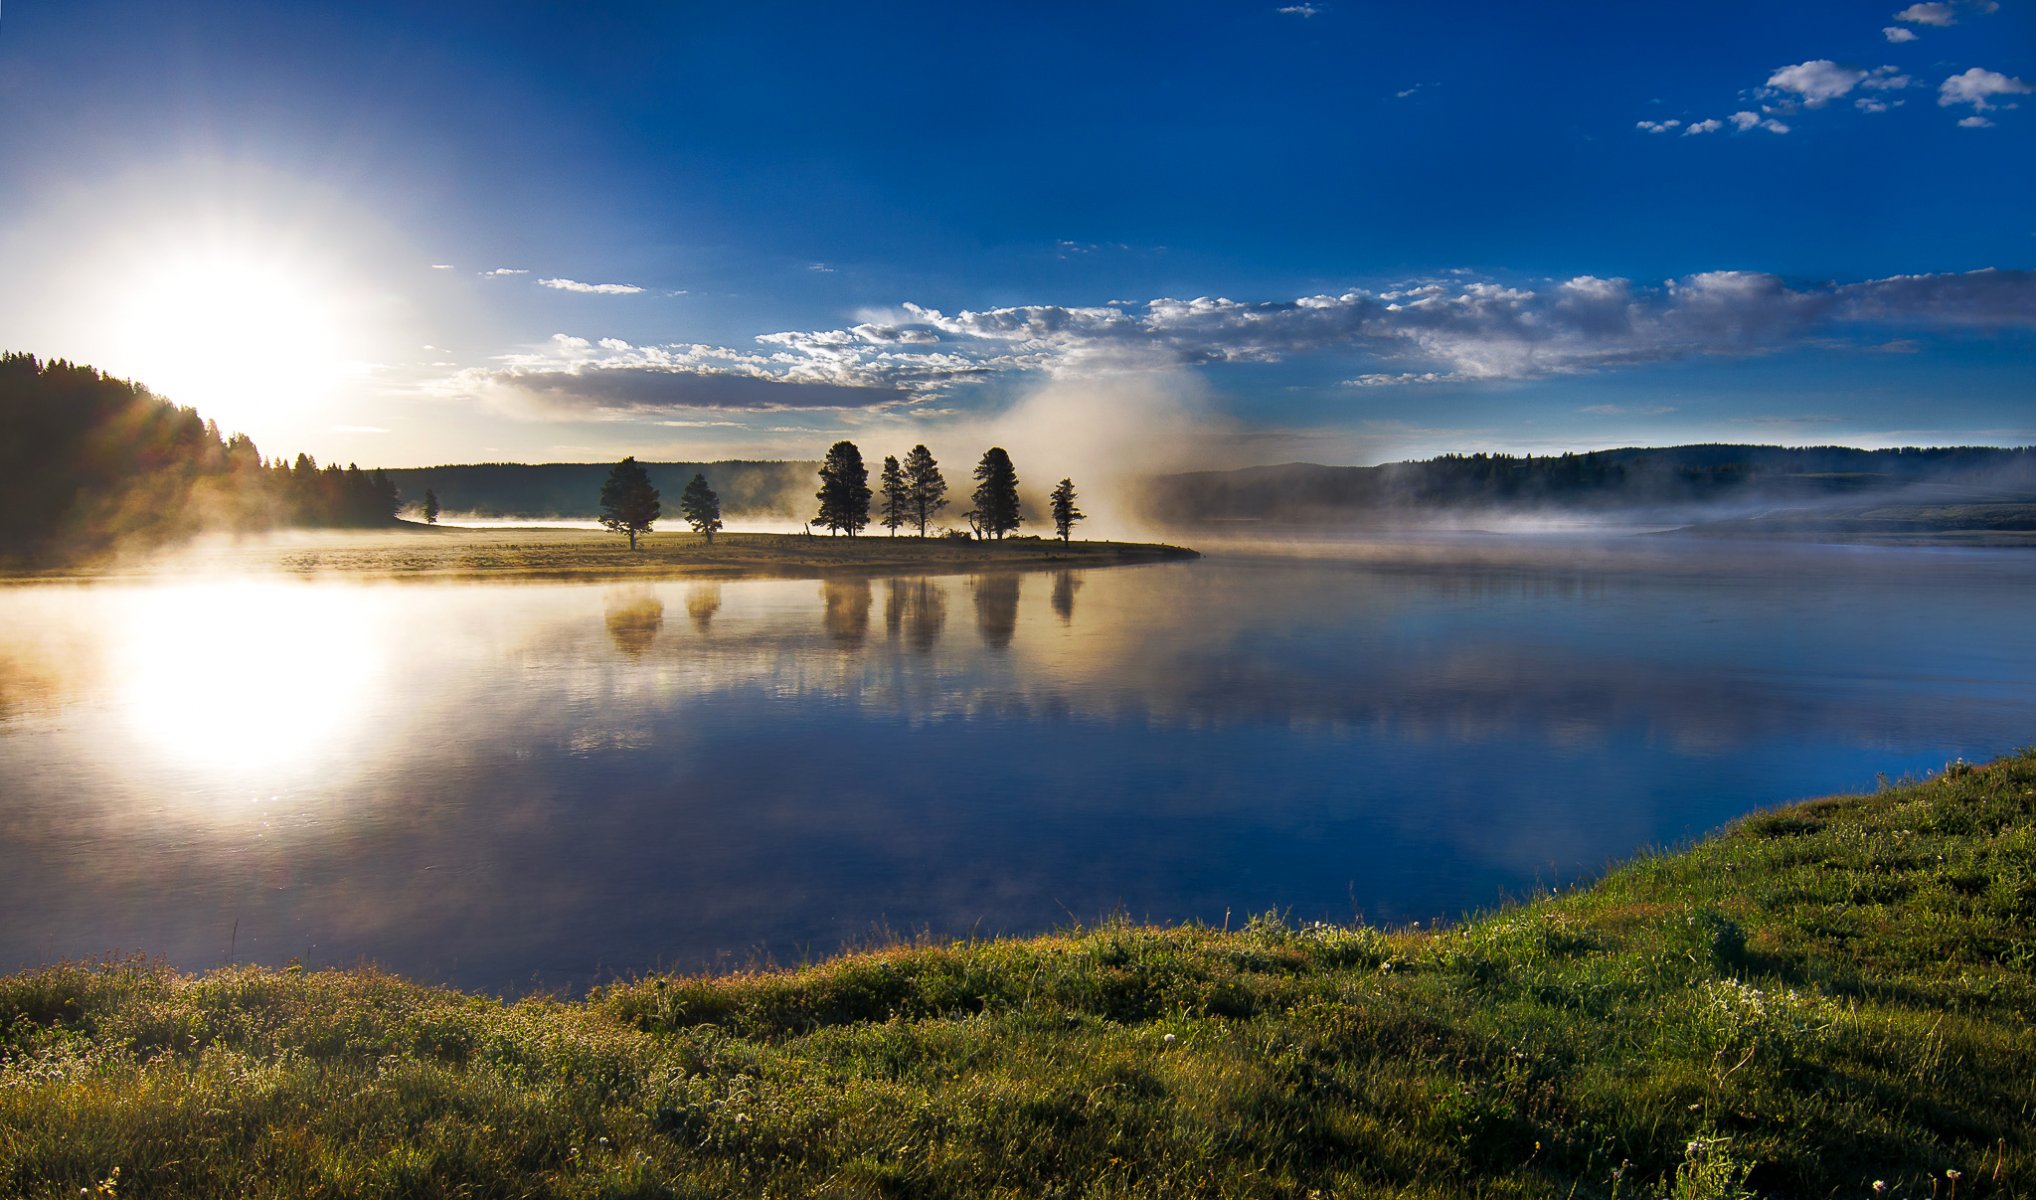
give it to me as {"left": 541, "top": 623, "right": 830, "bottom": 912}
{"left": 0, "top": 0, "right": 2031, "bottom": 472}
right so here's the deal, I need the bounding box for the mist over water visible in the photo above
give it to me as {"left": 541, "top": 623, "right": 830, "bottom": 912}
{"left": 3, "top": 537, "right": 2034, "bottom": 993}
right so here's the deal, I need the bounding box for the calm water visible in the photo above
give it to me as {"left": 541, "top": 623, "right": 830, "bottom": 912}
{"left": 4, "top": 538, "right": 2034, "bottom": 993}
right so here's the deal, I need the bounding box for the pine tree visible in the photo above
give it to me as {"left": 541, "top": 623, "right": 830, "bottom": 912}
{"left": 1049, "top": 477, "right": 1084, "bottom": 541}
{"left": 902, "top": 444, "right": 947, "bottom": 537}
{"left": 879, "top": 455, "right": 909, "bottom": 536}
{"left": 599, "top": 456, "right": 661, "bottom": 549}
{"left": 679, "top": 472, "right": 723, "bottom": 543}
{"left": 971, "top": 447, "right": 1021, "bottom": 540}
{"left": 422, "top": 488, "right": 440, "bottom": 525}
{"left": 815, "top": 440, "right": 871, "bottom": 536}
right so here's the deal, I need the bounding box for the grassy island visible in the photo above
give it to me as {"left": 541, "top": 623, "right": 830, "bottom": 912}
{"left": 4, "top": 754, "right": 2033, "bottom": 1197}
{"left": 5, "top": 527, "right": 1201, "bottom": 585}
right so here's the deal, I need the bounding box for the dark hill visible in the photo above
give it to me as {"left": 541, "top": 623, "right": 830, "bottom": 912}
{"left": 1142, "top": 444, "right": 2036, "bottom": 524}
{"left": 381, "top": 461, "right": 819, "bottom": 520}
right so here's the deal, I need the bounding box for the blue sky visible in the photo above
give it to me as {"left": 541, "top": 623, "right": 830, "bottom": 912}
{"left": 0, "top": 0, "right": 2030, "bottom": 470}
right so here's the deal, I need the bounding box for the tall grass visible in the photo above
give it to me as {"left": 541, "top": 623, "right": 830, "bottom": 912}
{"left": 5, "top": 753, "right": 2033, "bottom": 1198}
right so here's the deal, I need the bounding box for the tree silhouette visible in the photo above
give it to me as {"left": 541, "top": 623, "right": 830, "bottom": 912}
{"left": 879, "top": 455, "right": 908, "bottom": 536}
{"left": 902, "top": 444, "right": 947, "bottom": 537}
{"left": 971, "top": 447, "right": 1021, "bottom": 539}
{"left": 1049, "top": 477, "right": 1084, "bottom": 541}
{"left": 679, "top": 472, "right": 723, "bottom": 543}
{"left": 815, "top": 440, "right": 871, "bottom": 536}
{"left": 422, "top": 488, "right": 440, "bottom": 525}
{"left": 599, "top": 456, "right": 661, "bottom": 549}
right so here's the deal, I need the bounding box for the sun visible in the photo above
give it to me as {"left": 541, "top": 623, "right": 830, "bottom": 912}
{"left": 109, "top": 241, "right": 358, "bottom": 439}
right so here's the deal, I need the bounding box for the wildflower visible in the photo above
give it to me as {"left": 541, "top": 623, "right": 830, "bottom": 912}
{"left": 1874, "top": 1182, "right": 1888, "bottom": 1196}
{"left": 1162, "top": 1033, "right": 1177, "bottom": 1046}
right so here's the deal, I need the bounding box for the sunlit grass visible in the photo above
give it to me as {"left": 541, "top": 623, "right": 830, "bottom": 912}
{"left": 4, "top": 753, "right": 2033, "bottom": 1197}
{"left": 7, "top": 527, "right": 1199, "bottom": 584}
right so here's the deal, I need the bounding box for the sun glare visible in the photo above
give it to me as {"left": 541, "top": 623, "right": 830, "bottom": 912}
{"left": 109, "top": 243, "right": 357, "bottom": 438}
{"left": 117, "top": 582, "right": 384, "bottom": 781}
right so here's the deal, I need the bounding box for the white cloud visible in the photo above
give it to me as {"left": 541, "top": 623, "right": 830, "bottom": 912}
{"left": 1856, "top": 97, "right": 1892, "bottom": 113}
{"left": 1884, "top": 25, "right": 1920, "bottom": 41}
{"left": 538, "top": 278, "right": 646, "bottom": 295}
{"left": 429, "top": 263, "right": 454, "bottom": 270}
{"left": 1860, "top": 67, "right": 1911, "bottom": 90}
{"left": 1683, "top": 118, "right": 1724, "bottom": 135}
{"left": 1958, "top": 114, "right": 1997, "bottom": 127}
{"left": 483, "top": 268, "right": 529, "bottom": 277}
{"left": 445, "top": 268, "right": 2036, "bottom": 416}
{"left": 1767, "top": 60, "right": 1868, "bottom": 105}
{"left": 1727, "top": 110, "right": 1790, "bottom": 133}
{"left": 1893, "top": 2, "right": 1957, "bottom": 25}
{"left": 1636, "top": 119, "right": 1682, "bottom": 133}
{"left": 1938, "top": 67, "right": 2031, "bottom": 111}
{"left": 1277, "top": 4, "right": 1320, "bottom": 15}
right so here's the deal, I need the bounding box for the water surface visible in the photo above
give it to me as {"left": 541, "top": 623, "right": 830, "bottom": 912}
{"left": 3, "top": 538, "right": 2033, "bottom": 992}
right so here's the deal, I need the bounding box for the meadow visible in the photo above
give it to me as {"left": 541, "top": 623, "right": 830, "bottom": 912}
{"left": 3, "top": 753, "right": 2031, "bottom": 1198}
{"left": 1, "top": 527, "right": 1200, "bottom": 585}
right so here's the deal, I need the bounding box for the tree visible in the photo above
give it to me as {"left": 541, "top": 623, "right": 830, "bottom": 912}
{"left": 878, "top": 455, "right": 908, "bottom": 536}
{"left": 815, "top": 440, "right": 871, "bottom": 536}
{"left": 902, "top": 443, "right": 946, "bottom": 537}
{"left": 679, "top": 472, "right": 723, "bottom": 543}
{"left": 971, "top": 446, "right": 1021, "bottom": 539}
{"left": 599, "top": 456, "right": 661, "bottom": 549}
{"left": 422, "top": 488, "right": 440, "bottom": 525}
{"left": 1049, "top": 477, "right": 1084, "bottom": 541}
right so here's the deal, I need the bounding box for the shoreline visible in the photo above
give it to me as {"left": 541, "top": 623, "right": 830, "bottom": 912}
{"left": 3, "top": 751, "right": 2031, "bottom": 1195}
{"left": 0, "top": 526, "right": 1201, "bottom": 585}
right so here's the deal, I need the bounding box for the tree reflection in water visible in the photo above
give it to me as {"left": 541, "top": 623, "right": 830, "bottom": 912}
{"left": 602, "top": 589, "right": 663, "bottom": 658}
{"left": 884, "top": 577, "right": 947, "bottom": 653}
{"left": 972, "top": 574, "right": 1021, "bottom": 650}
{"left": 1050, "top": 570, "right": 1081, "bottom": 624}
{"left": 685, "top": 583, "right": 721, "bottom": 633}
{"left": 821, "top": 578, "right": 873, "bottom": 647}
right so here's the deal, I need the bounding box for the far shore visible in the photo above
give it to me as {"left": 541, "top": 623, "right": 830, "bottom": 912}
{"left": 0, "top": 525, "right": 1201, "bottom": 585}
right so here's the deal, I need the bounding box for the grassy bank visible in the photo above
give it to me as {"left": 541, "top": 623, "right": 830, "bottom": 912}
{"left": 5, "top": 755, "right": 2034, "bottom": 1198}
{"left": 3, "top": 527, "right": 1200, "bottom": 584}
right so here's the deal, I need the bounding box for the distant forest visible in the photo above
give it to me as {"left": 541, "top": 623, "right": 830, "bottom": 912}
{"left": 0, "top": 353, "right": 400, "bottom": 563}
{"left": 1144, "top": 444, "right": 2036, "bottom": 524}
{"left": 381, "top": 461, "right": 817, "bottom": 520}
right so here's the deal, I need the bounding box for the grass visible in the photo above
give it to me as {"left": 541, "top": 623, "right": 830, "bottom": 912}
{"left": 0, "top": 527, "right": 1201, "bottom": 585}
{"left": 5, "top": 753, "right": 2035, "bottom": 1198}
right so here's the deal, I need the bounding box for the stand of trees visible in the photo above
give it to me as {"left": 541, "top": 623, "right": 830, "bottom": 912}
{"left": 808, "top": 441, "right": 1084, "bottom": 542}
{"left": 815, "top": 441, "right": 872, "bottom": 536}
{"left": 0, "top": 352, "right": 401, "bottom": 563}
{"left": 903, "top": 444, "right": 947, "bottom": 536}
{"left": 970, "top": 447, "right": 1022, "bottom": 539}
{"left": 679, "top": 473, "right": 723, "bottom": 543}
{"left": 599, "top": 457, "right": 662, "bottom": 549}
{"left": 1049, "top": 478, "right": 1084, "bottom": 541}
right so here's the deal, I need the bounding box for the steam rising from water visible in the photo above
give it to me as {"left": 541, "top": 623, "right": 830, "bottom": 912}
{"left": 902, "top": 364, "right": 1223, "bottom": 541}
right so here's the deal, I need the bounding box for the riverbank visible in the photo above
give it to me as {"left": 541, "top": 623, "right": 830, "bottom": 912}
{"left": 4, "top": 754, "right": 2031, "bottom": 1198}
{"left": 1, "top": 526, "right": 1200, "bottom": 584}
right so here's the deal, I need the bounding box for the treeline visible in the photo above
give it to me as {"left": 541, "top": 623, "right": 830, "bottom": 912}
{"left": 0, "top": 353, "right": 400, "bottom": 562}
{"left": 1145, "top": 444, "right": 2036, "bottom": 523}
{"left": 380, "top": 461, "right": 815, "bottom": 520}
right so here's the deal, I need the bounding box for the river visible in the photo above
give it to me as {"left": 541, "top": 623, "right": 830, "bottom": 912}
{"left": 3, "top": 536, "right": 2033, "bottom": 993}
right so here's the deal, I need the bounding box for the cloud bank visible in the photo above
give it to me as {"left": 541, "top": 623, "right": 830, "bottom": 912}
{"left": 451, "top": 269, "right": 2036, "bottom": 417}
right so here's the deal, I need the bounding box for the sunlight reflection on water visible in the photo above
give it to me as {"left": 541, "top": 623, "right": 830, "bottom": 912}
{"left": 3, "top": 539, "right": 2035, "bottom": 992}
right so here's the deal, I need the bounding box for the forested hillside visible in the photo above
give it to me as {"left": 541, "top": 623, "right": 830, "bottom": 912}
{"left": 0, "top": 353, "right": 400, "bottom": 563}
{"left": 380, "top": 461, "right": 818, "bottom": 520}
{"left": 1144, "top": 444, "right": 2036, "bottom": 524}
